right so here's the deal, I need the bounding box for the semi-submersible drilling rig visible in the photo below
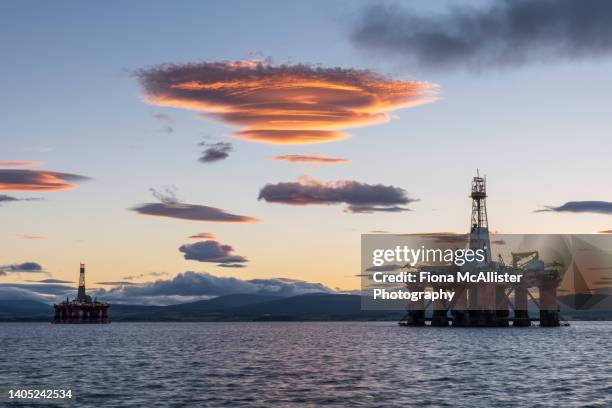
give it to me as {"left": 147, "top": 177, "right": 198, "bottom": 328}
{"left": 53, "top": 264, "right": 110, "bottom": 324}
{"left": 400, "top": 173, "right": 562, "bottom": 327}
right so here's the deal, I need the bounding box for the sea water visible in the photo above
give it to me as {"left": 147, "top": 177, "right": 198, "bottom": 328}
{"left": 1, "top": 322, "right": 610, "bottom": 407}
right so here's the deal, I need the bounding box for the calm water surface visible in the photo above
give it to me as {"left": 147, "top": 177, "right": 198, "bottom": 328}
{"left": 1, "top": 322, "right": 611, "bottom": 407}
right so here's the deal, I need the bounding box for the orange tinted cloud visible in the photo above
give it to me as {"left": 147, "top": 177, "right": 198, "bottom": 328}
{"left": 132, "top": 202, "right": 258, "bottom": 223}
{"left": 0, "top": 161, "right": 43, "bottom": 167}
{"left": 273, "top": 154, "right": 349, "bottom": 164}
{"left": 0, "top": 169, "right": 90, "bottom": 191}
{"left": 137, "top": 60, "right": 436, "bottom": 144}
{"left": 189, "top": 232, "right": 216, "bottom": 240}
{"left": 132, "top": 187, "right": 259, "bottom": 223}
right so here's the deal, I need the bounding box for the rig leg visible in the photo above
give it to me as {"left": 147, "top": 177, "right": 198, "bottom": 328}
{"left": 431, "top": 287, "right": 449, "bottom": 326}
{"left": 451, "top": 286, "right": 469, "bottom": 327}
{"left": 431, "top": 310, "right": 449, "bottom": 326}
{"left": 405, "top": 310, "right": 426, "bottom": 326}
{"left": 539, "top": 310, "right": 560, "bottom": 327}
{"left": 404, "top": 283, "right": 426, "bottom": 326}
{"left": 513, "top": 286, "right": 531, "bottom": 327}
{"left": 495, "top": 285, "right": 509, "bottom": 327}
{"left": 539, "top": 282, "right": 560, "bottom": 327}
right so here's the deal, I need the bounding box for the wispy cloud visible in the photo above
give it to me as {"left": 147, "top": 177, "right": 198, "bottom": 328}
{"left": 0, "top": 161, "right": 43, "bottom": 167}
{"left": 347, "top": 205, "right": 409, "bottom": 214}
{"left": 351, "top": 0, "right": 612, "bottom": 71}
{"left": 0, "top": 194, "right": 42, "bottom": 206}
{"left": 21, "top": 235, "right": 45, "bottom": 240}
{"left": 152, "top": 112, "right": 173, "bottom": 122}
{"left": 136, "top": 60, "right": 435, "bottom": 144}
{"left": 26, "top": 278, "right": 72, "bottom": 284}
{"left": 535, "top": 201, "right": 612, "bottom": 214}
{"left": 272, "top": 154, "right": 349, "bottom": 164}
{"left": 152, "top": 112, "right": 174, "bottom": 133}
{"left": 216, "top": 263, "right": 247, "bottom": 268}
{"left": 121, "top": 271, "right": 169, "bottom": 281}
{"left": 258, "top": 176, "right": 417, "bottom": 213}
{"left": 188, "top": 232, "right": 216, "bottom": 240}
{"left": 95, "top": 281, "right": 137, "bottom": 286}
{"left": 148, "top": 272, "right": 168, "bottom": 277}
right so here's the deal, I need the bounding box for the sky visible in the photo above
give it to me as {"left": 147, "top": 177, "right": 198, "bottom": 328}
{"left": 1, "top": 0, "right": 612, "bottom": 304}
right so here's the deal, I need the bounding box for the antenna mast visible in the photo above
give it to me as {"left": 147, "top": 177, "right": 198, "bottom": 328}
{"left": 469, "top": 171, "right": 491, "bottom": 262}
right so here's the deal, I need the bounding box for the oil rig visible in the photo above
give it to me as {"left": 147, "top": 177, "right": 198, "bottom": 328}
{"left": 53, "top": 264, "right": 110, "bottom": 324}
{"left": 399, "top": 172, "right": 563, "bottom": 327}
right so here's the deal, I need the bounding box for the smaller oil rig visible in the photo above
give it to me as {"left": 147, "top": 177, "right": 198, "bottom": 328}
{"left": 53, "top": 264, "right": 110, "bottom": 324}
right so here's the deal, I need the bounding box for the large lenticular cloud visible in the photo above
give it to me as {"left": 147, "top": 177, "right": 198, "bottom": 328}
{"left": 0, "top": 169, "right": 90, "bottom": 191}
{"left": 136, "top": 60, "right": 435, "bottom": 144}
{"left": 258, "top": 176, "right": 416, "bottom": 213}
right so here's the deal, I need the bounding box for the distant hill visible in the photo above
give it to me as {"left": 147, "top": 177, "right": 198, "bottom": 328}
{"left": 167, "top": 294, "right": 283, "bottom": 311}
{"left": 0, "top": 300, "right": 53, "bottom": 321}
{"left": 109, "top": 293, "right": 402, "bottom": 322}
{"left": 0, "top": 294, "right": 402, "bottom": 322}
{"left": 230, "top": 293, "right": 401, "bottom": 321}
{"left": 108, "top": 294, "right": 287, "bottom": 321}
{"left": 0, "top": 293, "right": 610, "bottom": 322}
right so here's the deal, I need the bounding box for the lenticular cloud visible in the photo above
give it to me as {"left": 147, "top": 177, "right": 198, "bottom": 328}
{"left": 0, "top": 169, "right": 89, "bottom": 191}
{"left": 258, "top": 176, "right": 417, "bottom": 213}
{"left": 136, "top": 60, "right": 436, "bottom": 144}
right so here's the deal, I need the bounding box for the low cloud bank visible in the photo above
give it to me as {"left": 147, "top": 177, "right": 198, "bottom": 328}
{"left": 92, "top": 271, "right": 333, "bottom": 305}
